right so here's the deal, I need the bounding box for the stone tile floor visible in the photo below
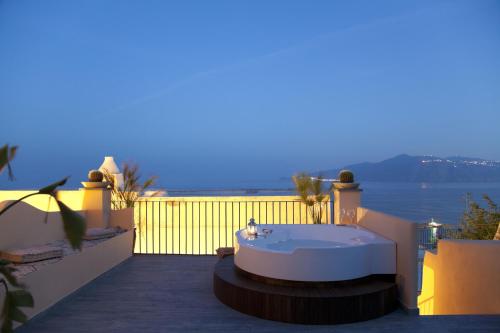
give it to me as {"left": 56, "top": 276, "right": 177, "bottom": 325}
{"left": 18, "top": 256, "right": 500, "bottom": 333}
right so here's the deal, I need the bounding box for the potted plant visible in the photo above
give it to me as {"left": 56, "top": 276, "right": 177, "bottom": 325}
{"left": 103, "top": 163, "right": 159, "bottom": 247}
{"left": 292, "top": 173, "right": 332, "bottom": 224}
{"left": 333, "top": 170, "right": 359, "bottom": 190}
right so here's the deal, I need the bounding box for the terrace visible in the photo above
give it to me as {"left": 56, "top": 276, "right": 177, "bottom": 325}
{"left": 1, "top": 166, "right": 499, "bottom": 331}
{"left": 16, "top": 255, "right": 500, "bottom": 332}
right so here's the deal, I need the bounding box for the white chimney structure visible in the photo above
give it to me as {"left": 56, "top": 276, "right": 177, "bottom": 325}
{"left": 99, "top": 156, "right": 124, "bottom": 189}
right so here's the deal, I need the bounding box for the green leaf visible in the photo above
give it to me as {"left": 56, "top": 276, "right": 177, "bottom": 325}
{"left": 38, "top": 178, "right": 68, "bottom": 195}
{"left": 9, "top": 290, "right": 34, "bottom": 308}
{"left": 1, "top": 313, "right": 13, "bottom": 333}
{"left": 55, "top": 200, "right": 86, "bottom": 250}
{"left": 0, "top": 266, "right": 22, "bottom": 288}
{"left": 1, "top": 289, "right": 33, "bottom": 333}
{"left": 7, "top": 306, "right": 27, "bottom": 324}
{"left": 0, "top": 145, "right": 18, "bottom": 180}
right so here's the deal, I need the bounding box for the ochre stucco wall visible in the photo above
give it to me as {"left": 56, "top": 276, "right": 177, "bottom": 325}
{"left": 419, "top": 240, "right": 500, "bottom": 315}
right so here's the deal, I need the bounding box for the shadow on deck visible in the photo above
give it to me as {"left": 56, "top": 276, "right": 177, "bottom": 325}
{"left": 18, "top": 256, "right": 500, "bottom": 333}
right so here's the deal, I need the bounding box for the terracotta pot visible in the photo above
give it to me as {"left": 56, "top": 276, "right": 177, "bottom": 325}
{"left": 333, "top": 182, "right": 360, "bottom": 190}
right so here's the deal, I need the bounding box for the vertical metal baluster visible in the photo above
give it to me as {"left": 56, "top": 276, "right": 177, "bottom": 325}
{"left": 279, "top": 201, "right": 281, "bottom": 224}
{"left": 231, "top": 202, "right": 234, "bottom": 247}
{"left": 185, "top": 201, "right": 187, "bottom": 254}
{"left": 152, "top": 201, "right": 155, "bottom": 254}
{"left": 258, "top": 201, "right": 260, "bottom": 225}
{"left": 212, "top": 201, "right": 214, "bottom": 255}
{"left": 178, "top": 202, "right": 181, "bottom": 254}
{"left": 156, "top": 201, "right": 159, "bottom": 252}
{"left": 158, "top": 201, "right": 160, "bottom": 253}
{"left": 167, "top": 201, "right": 168, "bottom": 254}
{"left": 171, "top": 201, "right": 174, "bottom": 254}
{"left": 198, "top": 201, "right": 201, "bottom": 255}
{"left": 225, "top": 202, "right": 227, "bottom": 247}
{"left": 218, "top": 201, "right": 221, "bottom": 250}
{"left": 299, "top": 201, "right": 302, "bottom": 224}
{"left": 205, "top": 202, "right": 207, "bottom": 255}
{"left": 325, "top": 200, "right": 328, "bottom": 224}
{"left": 328, "top": 200, "right": 331, "bottom": 224}
{"left": 272, "top": 201, "right": 275, "bottom": 224}
{"left": 138, "top": 201, "right": 142, "bottom": 253}
{"left": 146, "top": 201, "right": 149, "bottom": 253}
{"left": 286, "top": 201, "right": 288, "bottom": 224}
{"left": 265, "top": 202, "right": 268, "bottom": 224}
{"left": 304, "top": 205, "right": 309, "bottom": 224}
{"left": 191, "top": 201, "right": 194, "bottom": 255}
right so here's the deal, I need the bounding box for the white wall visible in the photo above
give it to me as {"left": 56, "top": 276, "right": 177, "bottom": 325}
{"left": 357, "top": 207, "right": 419, "bottom": 313}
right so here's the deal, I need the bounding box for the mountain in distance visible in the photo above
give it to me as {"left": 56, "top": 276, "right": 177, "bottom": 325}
{"left": 319, "top": 154, "right": 500, "bottom": 183}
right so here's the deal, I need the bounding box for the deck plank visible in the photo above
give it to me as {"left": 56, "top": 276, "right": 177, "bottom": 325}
{"left": 18, "top": 255, "right": 500, "bottom": 333}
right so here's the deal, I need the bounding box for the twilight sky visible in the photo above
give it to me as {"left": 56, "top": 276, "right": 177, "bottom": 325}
{"left": 1, "top": 0, "right": 500, "bottom": 189}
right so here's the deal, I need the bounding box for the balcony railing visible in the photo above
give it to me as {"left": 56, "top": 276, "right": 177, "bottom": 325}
{"left": 132, "top": 197, "right": 334, "bottom": 255}
{"left": 417, "top": 224, "right": 463, "bottom": 250}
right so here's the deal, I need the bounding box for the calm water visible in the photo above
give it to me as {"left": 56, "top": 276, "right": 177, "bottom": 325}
{"left": 168, "top": 181, "right": 500, "bottom": 225}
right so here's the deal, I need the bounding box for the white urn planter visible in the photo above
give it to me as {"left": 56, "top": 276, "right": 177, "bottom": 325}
{"left": 99, "top": 156, "right": 124, "bottom": 189}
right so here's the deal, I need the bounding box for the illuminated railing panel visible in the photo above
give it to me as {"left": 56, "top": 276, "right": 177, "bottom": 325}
{"left": 132, "top": 196, "right": 334, "bottom": 255}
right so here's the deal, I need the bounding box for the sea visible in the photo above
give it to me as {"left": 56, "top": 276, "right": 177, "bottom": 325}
{"left": 167, "top": 181, "right": 500, "bottom": 226}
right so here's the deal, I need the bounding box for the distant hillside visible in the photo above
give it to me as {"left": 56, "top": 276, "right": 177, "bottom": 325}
{"left": 319, "top": 154, "right": 500, "bottom": 183}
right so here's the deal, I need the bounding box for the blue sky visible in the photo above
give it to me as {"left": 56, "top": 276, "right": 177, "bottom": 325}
{"left": 1, "top": 0, "right": 499, "bottom": 188}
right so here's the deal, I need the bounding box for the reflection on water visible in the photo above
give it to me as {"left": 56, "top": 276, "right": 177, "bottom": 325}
{"left": 361, "top": 182, "right": 500, "bottom": 224}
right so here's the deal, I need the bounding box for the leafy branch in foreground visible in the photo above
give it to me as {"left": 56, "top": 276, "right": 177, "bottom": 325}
{"left": 0, "top": 144, "right": 86, "bottom": 332}
{"left": 292, "top": 173, "right": 332, "bottom": 224}
{"left": 103, "top": 162, "right": 158, "bottom": 209}
{"left": 460, "top": 194, "right": 500, "bottom": 240}
{"left": 0, "top": 260, "right": 33, "bottom": 333}
{"left": 0, "top": 146, "right": 17, "bottom": 181}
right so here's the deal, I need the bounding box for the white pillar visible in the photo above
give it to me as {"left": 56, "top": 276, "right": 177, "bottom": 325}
{"left": 333, "top": 186, "right": 362, "bottom": 225}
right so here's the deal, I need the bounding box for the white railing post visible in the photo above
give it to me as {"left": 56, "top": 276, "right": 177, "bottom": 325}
{"left": 333, "top": 185, "right": 362, "bottom": 225}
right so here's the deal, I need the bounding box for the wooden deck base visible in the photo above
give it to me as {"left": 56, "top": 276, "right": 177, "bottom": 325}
{"left": 213, "top": 256, "right": 398, "bottom": 324}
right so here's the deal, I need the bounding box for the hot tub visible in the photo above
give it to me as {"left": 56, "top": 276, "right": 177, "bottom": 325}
{"left": 234, "top": 224, "right": 396, "bottom": 282}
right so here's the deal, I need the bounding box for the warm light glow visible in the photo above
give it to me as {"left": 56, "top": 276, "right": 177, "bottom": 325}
{"left": 133, "top": 195, "right": 332, "bottom": 254}
{"left": 418, "top": 263, "right": 435, "bottom": 315}
{"left": 0, "top": 190, "right": 84, "bottom": 212}
{"left": 247, "top": 218, "right": 258, "bottom": 236}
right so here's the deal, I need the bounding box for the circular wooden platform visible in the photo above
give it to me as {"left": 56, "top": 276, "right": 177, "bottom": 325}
{"left": 213, "top": 256, "right": 398, "bottom": 324}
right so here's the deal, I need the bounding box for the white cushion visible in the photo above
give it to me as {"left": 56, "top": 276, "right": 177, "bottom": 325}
{"left": 83, "top": 228, "right": 116, "bottom": 240}
{"left": 0, "top": 245, "right": 63, "bottom": 264}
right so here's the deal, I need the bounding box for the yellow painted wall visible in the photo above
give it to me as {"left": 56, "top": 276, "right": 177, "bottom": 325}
{"left": 0, "top": 190, "right": 84, "bottom": 211}
{"left": 418, "top": 240, "right": 500, "bottom": 315}
{"left": 133, "top": 195, "right": 333, "bottom": 254}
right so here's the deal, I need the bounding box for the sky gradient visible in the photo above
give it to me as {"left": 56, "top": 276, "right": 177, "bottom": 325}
{"left": 1, "top": 0, "right": 500, "bottom": 189}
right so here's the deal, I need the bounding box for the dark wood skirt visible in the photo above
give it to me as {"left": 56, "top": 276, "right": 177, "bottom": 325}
{"left": 213, "top": 256, "right": 398, "bottom": 324}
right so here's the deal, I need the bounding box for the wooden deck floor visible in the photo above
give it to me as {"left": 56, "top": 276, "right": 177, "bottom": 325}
{"left": 18, "top": 256, "right": 500, "bottom": 333}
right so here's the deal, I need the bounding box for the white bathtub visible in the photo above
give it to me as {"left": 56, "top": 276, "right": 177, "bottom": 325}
{"left": 234, "top": 224, "right": 396, "bottom": 282}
